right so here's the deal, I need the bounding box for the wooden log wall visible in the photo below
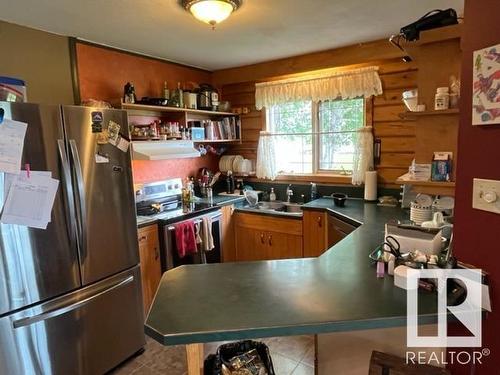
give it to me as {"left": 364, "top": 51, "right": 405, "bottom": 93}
{"left": 220, "top": 58, "right": 418, "bottom": 187}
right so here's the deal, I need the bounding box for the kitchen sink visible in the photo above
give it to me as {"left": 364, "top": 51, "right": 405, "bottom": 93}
{"left": 283, "top": 203, "right": 303, "bottom": 213}
{"left": 246, "top": 201, "right": 304, "bottom": 216}
{"left": 257, "top": 201, "right": 286, "bottom": 210}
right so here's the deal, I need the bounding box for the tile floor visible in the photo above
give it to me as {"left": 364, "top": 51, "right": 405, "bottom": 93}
{"left": 110, "top": 335, "right": 314, "bottom": 375}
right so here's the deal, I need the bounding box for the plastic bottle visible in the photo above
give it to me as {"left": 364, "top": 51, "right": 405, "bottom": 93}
{"left": 226, "top": 171, "right": 235, "bottom": 194}
{"left": 310, "top": 182, "right": 318, "bottom": 201}
{"left": 434, "top": 87, "right": 450, "bottom": 110}
{"left": 269, "top": 188, "right": 276, "bottom": 201}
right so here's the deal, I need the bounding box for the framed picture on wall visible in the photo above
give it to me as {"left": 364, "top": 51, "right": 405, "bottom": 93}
{"left": 472, "top": 43, "right": 500, "bottom": 125}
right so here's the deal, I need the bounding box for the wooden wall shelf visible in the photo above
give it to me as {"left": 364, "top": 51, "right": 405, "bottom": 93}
{"left": 122, "top": 102, "right": 242, "bottom": 144}
{"left": 396, "top": 179, "right": 456, "bottom": 196}
{"left": 193, "top": 139, "right": 241, "bottom": 144}
{"left": 121, "top": 102, "right": 236, "bottom": 117}
{"left": 395, "top": 179, "right": 455, "bottom": 187}
{"left": 401, "top": 108, "right": 459, "bottom": 119}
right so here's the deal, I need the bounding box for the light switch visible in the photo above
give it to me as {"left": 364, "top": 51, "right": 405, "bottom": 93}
{"left": 472, "top": 178, "right": 500, "bottom": 214}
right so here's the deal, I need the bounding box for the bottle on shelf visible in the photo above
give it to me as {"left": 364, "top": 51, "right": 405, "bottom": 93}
{"left": 434, "top": 87, "right": 450, "bottom": 110}
{"left": 163, "top": 81, "right": 170, "bottom": 100}
{"left": 174, "top": 82, "right": 184, "bottom": 108}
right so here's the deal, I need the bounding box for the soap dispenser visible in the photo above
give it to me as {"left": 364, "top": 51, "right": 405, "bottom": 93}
{"left": 269, "top": 188, "right": 276, "bottom": 201}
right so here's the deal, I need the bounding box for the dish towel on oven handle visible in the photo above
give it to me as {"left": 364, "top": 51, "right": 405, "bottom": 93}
{"left": 174, "top": 220, "right": 197, "bottom": 258}
{"left": 201, "top": 216, "right": 214, "bottom": 252}
{"left": 194, "top": 221, "right": 202, "bottom": 245}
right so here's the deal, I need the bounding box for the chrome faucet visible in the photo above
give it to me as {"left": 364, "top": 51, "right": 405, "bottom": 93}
{"left": 286, "top": 184, "right": 294, "bottom": 203}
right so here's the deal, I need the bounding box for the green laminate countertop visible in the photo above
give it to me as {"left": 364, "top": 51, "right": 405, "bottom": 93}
{"left": 145, "top": 198, "right": 440, "bottom": 346}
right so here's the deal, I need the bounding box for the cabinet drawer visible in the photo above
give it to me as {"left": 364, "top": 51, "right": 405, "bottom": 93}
{"left": 234, "top": 212, "right": 302, "bottom": 235}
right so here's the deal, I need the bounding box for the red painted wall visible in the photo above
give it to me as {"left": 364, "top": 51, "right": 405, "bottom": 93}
{"left": 132, "top": 156, "right": 219, "bottom": 184}
{"left": 451, "top": 0, "right": 500, "bottom": 373}
{"left": 76, "top": 42, "right": 211, "bottom": 103}
{"left": 76, "top": 42, "right": 216, "bottom": 182}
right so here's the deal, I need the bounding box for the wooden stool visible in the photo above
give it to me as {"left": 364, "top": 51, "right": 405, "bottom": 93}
{"left": 369, "top": 351, "right": 451, "bottom": 375}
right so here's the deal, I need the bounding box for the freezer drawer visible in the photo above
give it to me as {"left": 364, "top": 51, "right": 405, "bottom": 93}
{"left": 0, "top": 266, "right": 145, "bottom": 375}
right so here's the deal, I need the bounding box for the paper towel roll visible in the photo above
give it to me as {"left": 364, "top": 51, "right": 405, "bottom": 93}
{"left": 364, "top": 171, "right": 378, "bottom": 201}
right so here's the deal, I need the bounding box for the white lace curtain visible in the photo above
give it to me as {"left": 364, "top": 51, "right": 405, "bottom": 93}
{"left": 256, "top": 131, "right": 278, "bottom": 180}
{"left": 351, "top": 126, "right": 374, "bottom": 185}
{"left": 255, "top": 66, "right": 382, "bottom": 110}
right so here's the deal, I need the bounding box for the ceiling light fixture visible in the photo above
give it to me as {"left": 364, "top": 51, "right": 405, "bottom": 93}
{"left": 182, "top": 0, "right": 242, "bottom": 28}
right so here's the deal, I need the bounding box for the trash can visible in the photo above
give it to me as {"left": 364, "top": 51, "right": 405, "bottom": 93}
{"left": 204, "top": 340, "right": 275, "bottom": 375}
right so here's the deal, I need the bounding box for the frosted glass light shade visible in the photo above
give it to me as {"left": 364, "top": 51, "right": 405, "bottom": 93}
{"left": 189, "top": 1, "right": 235, "bottom": 25}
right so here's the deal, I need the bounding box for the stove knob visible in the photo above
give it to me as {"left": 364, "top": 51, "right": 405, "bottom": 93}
{"left": 174, "top": 184, "right": 180, "bottom": 189}
{"left": 167, "top": 185, "right": 173, "bottom": 190}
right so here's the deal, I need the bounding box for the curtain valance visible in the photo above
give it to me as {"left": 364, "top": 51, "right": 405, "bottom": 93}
{"left": 255, "top": 66, "right": 382, "bottom": 110}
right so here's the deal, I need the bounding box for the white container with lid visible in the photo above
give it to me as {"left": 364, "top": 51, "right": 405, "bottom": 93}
{"left": 435, "top": 87, "right": 450, "bottom": 110}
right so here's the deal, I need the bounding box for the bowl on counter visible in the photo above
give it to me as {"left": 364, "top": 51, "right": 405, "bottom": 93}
{"left": 332, "top": 193, "right": 347, "bottom": 207}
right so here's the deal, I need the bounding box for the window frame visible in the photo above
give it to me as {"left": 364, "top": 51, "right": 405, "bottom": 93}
{"left": 265, "top": 98, "right": 368, "bottom": 178}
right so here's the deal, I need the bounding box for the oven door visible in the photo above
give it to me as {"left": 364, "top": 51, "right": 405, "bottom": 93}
{"left": 161, "top": 210, "right": 222, "bottom": 271}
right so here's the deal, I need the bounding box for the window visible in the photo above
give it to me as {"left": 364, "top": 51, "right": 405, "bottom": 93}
{"left": 266, "top": 98, "right": 365, "bottom": 175}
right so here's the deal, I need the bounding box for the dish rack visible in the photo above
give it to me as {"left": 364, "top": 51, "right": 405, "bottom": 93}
{"left": 410, "top": 202, "right": 433, "bottom": 225}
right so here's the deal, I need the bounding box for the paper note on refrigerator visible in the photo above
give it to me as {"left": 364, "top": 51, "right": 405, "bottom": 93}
{"left": 116, "top": 136, "right": 130, "bottom": 152}
{"left": 0, "top": 119, "right": 27, "bottom": 174}
{"left": 3, "top": 171, "right": 53, "bottom": 222}
{"left": 0, "top": 173, "right": 59, "bottom": 229}
{"left": 4, "top": 171, "right": 52, "bottom": 198}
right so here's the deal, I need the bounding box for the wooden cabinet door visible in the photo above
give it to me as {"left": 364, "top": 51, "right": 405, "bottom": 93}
{"left": 137, "top": 224, "right": 162, "bottom": 315}
{"left": 221, "top": 204, "right": 236, "bottom": 262}
{"left": 327, "top": 214, "right": 357, "bottom": 247}
{"left": 303, "top": 211, "right": 328, "bottom": 257}
{"left": 234, "top": 212, "right": 303, "bottom": 261}
{"left": 235, "top": 225, "right": 266, "bottom": 261}
{"left": 266, "top": 231, "right": 303, "bottom": 260}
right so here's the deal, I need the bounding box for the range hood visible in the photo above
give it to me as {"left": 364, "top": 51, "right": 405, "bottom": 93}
{"left": 132, "top": 140, "right": 201, "bottom": 160}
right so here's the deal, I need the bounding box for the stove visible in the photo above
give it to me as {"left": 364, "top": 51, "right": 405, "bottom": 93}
{"left": 135, "top": 178, "right": 223, "bottom": 271}
{"left": 134, "top": 178, "right": 219, "bottom": 224}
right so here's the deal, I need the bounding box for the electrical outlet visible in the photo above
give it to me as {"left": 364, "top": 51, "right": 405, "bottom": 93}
{"left": 472, "top": 178, "right": 500, "bottom": 214}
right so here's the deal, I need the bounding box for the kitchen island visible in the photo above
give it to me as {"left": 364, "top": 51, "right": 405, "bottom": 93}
{"left": 145, "top": 199, "right": 440, "bottom": 374}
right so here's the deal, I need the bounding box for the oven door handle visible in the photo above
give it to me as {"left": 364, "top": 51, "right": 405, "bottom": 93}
{"left": 166, "top": 212, "right": 222, "bottom": 231}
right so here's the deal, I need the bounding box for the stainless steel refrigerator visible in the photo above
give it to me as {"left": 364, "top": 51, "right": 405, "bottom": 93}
{"left": 0, "top": 102, "right": 144, "bottom": 375}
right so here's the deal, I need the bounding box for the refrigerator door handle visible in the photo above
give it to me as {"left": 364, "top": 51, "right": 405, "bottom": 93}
{"left": 69, "top": 139, "right": 88, "bottom": 262}
{"left": 12, "top": 275, "right": 134, "bottom": 329}
{"left": 57, "top": 139, "right": 78, "bottom": 252}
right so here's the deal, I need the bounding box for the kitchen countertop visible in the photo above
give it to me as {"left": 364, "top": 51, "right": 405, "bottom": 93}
{"left": 145, "top": 198, "right": 440, "bottom": 345}
{"left": 136, "top": 195, "right": 246, "bottom": 228}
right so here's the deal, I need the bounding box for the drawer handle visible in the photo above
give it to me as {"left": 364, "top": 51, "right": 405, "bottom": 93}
{"left": 268, "top": 235, "right": 272, "bottom": 246}
{"left": 317, "top": 216, "right": 322, "bottom": 227}
{"left": 139, "top": 235, "right": 148, "bottom": 242}
{"left": 260, "top": 233, "right": 265, "bottom": 244}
